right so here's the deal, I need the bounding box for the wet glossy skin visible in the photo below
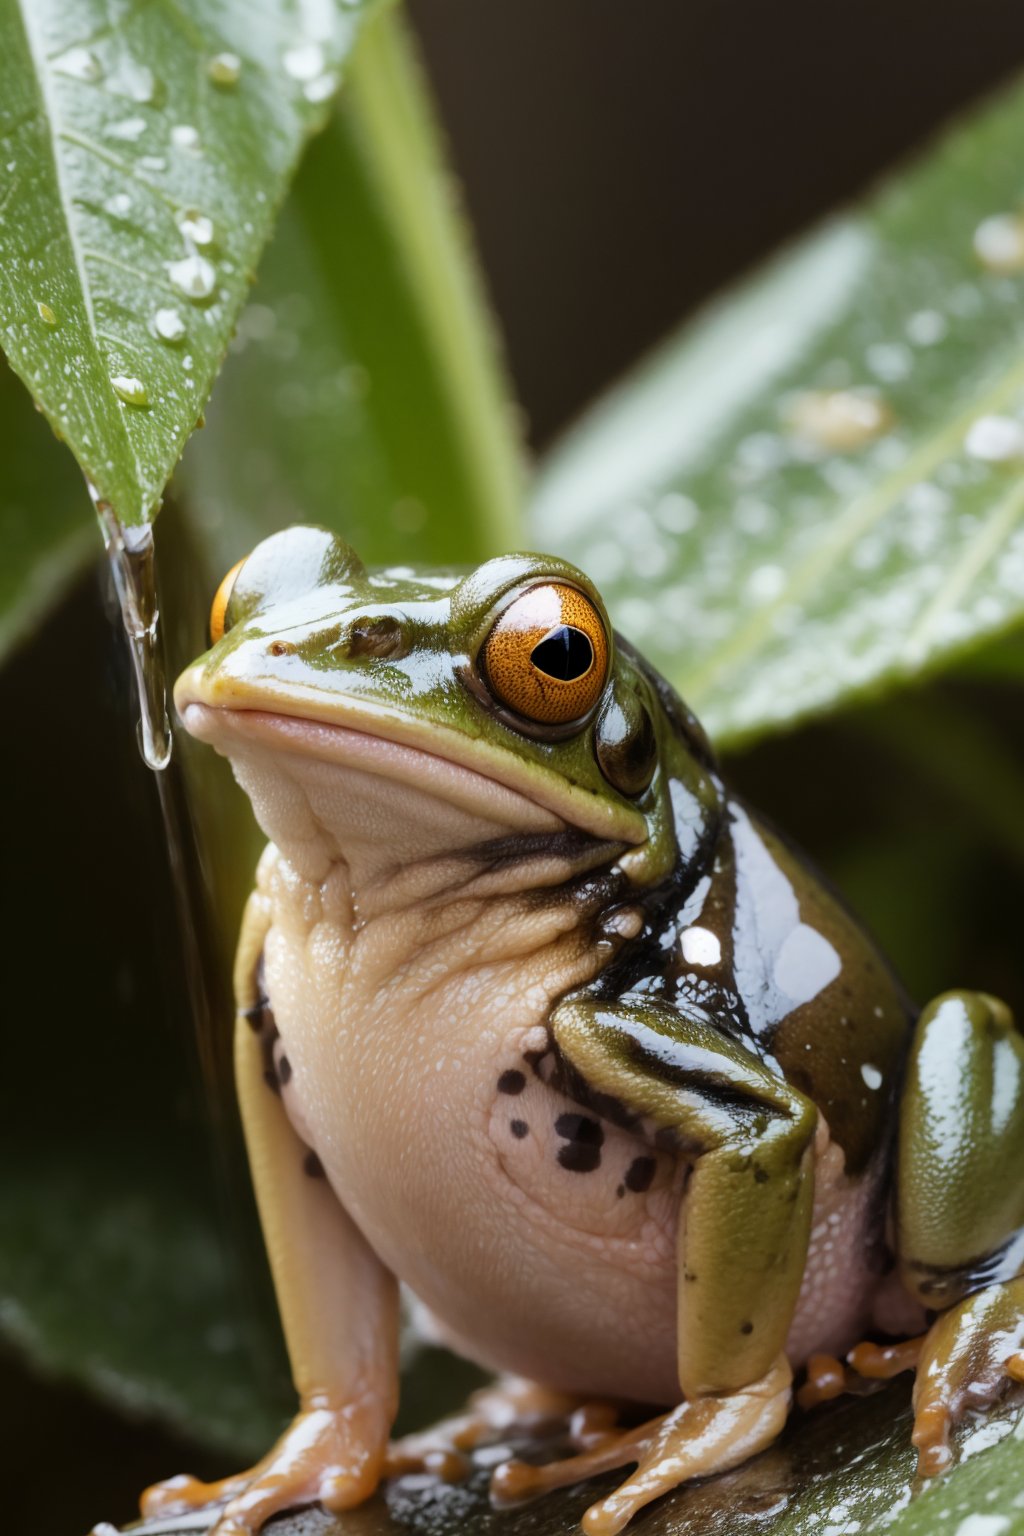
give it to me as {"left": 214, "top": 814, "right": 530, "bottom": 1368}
{"left": 148, "top": 526, "right": 1024, "bottom": 1536}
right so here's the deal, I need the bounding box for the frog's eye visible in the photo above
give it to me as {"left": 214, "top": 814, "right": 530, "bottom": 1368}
{"left": 481, "top": 583, "right": 608, "bottom": 725}
{"left": 209, "top": 557, "right": 247, "bottom": 645}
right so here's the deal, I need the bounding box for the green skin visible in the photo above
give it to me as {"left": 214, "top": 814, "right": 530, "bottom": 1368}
{"left": 184, "top": 525, "right": 1024, "bottom": 1472}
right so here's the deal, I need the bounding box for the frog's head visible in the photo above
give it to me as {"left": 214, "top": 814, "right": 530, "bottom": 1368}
{"left": 174, "top": 527, "right": 721, "bottom": 895}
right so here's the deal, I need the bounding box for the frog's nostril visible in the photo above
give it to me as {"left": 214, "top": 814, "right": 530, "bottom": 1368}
{"left": 348, "top": 616, "right": 409, "bottom": 660}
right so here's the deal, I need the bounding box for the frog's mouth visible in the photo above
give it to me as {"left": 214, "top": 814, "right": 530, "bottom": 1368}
{"left": 174, "top": 673, "right": 647, "bottom": 851}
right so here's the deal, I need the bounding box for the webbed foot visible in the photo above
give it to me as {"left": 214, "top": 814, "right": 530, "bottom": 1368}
{"left": 491, "top": 1355, "right": 791, "bottom": 1536}
{"left": 141, "top": 1396, "right": 388, "bottom": 1534}
{"left": 384, "top": 1375, "right": 591, "bottom": 1483}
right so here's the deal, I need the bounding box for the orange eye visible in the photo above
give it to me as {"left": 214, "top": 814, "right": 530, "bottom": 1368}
{"left": 481, "top": 583, "right": 608, "bottom": 725}
{"left": 209, "top": 557, "right": 246, "bottom": 645}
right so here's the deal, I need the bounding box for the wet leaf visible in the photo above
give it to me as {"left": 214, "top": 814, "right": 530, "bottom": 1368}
{"left": 533, "top": 74, "right": 1024, "bottom": 749}
{"left": 0, "top": 0, "right": 384, "bottom": 526}
{"left": 177, "top": 10, "right": 522, "bottom": 571}
{"left": 123, "top": 1381, "right": 1024, "bottom": 1536}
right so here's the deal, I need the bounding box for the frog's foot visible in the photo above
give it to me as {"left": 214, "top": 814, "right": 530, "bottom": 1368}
{"left": 910, "top": 1279, "right": 1024, "bottom": 1477}
{"left": 491, "top": 1356, "right": 791, "bottom": 1536}
{"left": 140, "top": 1398, "right": 388, "bottom": 1535}
{"left": 384, "top": 1376, "right": 596, "bottom": 1483}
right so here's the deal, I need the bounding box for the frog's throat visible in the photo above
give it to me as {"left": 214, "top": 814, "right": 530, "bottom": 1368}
{"left": 174, "top": 676, "right": 647, "bottom": 849}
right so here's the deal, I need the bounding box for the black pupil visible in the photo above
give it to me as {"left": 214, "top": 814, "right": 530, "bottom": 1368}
{"left": 531, "top": 625, "right": 594, "bottom": 682}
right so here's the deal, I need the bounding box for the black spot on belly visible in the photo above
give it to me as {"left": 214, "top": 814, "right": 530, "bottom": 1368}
{"left": 498, "top": 1069, "right": 526, "bottom": 1095}
{"left": 740, "top": 1320, "right": 754, "bottom": 1335}
{"left": 624, "top": 1155, "right": 656, "bottom": 1193}
{"left": 555, "top": 1113, "right": 604, "bottom": 1173}
{"left": 303, "top": 1151, "right": 326, "bottom": 1179}
{"left": 279, "top": 1054, "right": 292, "bottom": 1086}
{"left": 510, "top": 1119, "right": 528, "bottom": 1139}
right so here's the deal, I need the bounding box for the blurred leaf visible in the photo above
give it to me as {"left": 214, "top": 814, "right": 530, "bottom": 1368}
{"left": 0, "top": 0, "right": 384, "bottom": 526}
{"left": 177, "top": 9, "right": 522, "bottom": 571}
{"left": 128, "top": 1381, "right": 1024, "bottom": 1536}
{"left": 533, "top": 74, "right": 1024, "bottom": 749}
{"left": 0, "top": 354, "right": 93, "bottom": 661}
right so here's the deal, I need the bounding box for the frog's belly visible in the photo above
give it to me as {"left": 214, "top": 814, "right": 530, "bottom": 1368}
{"left": 280, "top": 1021, "right": 885, "bottom": 1406}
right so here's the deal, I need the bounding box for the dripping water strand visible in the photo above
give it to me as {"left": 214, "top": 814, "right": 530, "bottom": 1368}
{"left": 95, "top": 496, "right": 172, "bottom": 770}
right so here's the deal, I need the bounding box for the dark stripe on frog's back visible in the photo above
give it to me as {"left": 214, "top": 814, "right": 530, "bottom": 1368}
{"left": 579, "top": 796, "right": 911, "bottom": 1175}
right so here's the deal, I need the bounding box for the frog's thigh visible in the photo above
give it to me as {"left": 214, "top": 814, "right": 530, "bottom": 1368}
{"left": 142, "top": 893, "right": 400, "bottom": 1534}
{"left": 897, "top": 990, "right": 1024, "bottom": 1308}
{"left": 552, "top": 996, "right": 817, "bottom": 1399}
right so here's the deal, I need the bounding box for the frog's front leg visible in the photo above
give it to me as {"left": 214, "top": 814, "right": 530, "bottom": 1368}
{"left": 880, "top": 991, "right": 1024, "bottom": 1474}
{"left": 495, "top": 995, "right": 817, "bottom": 1535}
{"left": 142, "top": 895, "right": 400, "bottom": 1535}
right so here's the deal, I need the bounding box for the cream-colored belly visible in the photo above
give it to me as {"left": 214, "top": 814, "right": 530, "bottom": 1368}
{"left": 260, "top": 857, "right": 885, "bottom": 1407}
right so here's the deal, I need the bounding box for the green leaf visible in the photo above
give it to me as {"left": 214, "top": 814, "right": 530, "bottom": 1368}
{"left": 127, "top": 1382, "right": 1024, "bottom": 1536}
{"left": 0, "top": 0, "right": 383, "bottom": 527}
{"left": 0, "top": 354, "right": 93, "bottom": 662}
{"left": 177, "top": 8, "right": 522, "bottom": 570}
{"left": 533, "top": 75, "right": 1024, "bottom": 750}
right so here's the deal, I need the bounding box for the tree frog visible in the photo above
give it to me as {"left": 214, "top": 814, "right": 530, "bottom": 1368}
{"left": 143, "top": 526, "right": 1024, "bottom": 1536}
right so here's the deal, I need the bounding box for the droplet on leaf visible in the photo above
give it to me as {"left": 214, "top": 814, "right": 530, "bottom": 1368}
{"left": 36, "top": 302, "right": 57, "bottom": 326}
{"left": 208, "top": 52, "right": 242, "bottom": 87}
{"left": 786, "top": 389, "right": 892, "bottom": 453}
{"left": 171, "top": 124, "right": 201, "bottom": 153}
{"left": 53, "top": 46, "right": 103, "bottom": 82}
{"left": 964, "top": 415, "right": 1024, "bottom": 463}
{"left": 167, "top": 254, "right": 216, "bottom": 301}
{"left": 283, "top": 43, "right": 326, "bottom": 81}
{"left": 303, "top": 72, "right": 338, "bottom": 104}
{"left": 177, "top": 210, "right": 215, "bottom": 247}
{"left": 973, "top": 214, "right": 1024, "bottom": 274}
{"left": 111, "top": 374, "right": 149, "bottom": 407}
{"left": 153, "top": 308, "right": 186, "bottom": 343}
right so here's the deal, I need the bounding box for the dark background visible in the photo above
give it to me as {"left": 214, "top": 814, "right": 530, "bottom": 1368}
{"left": 7, "top": 4, "right": 1024, "bottom": 1530}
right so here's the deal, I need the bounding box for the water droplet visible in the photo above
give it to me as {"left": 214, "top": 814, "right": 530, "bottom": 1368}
{"left": 864, "top": 341, "right": 912, "bottom": 383}
{"left": 171, "top": 124, "right": 201, "bottom": 153}
{"left": 107, "top": 116, "right": 147, "bottom": 141}
{"left": 139, "top": 155, "right": 166, "bottom": 171}
{"left": 36, "top": 301, "right": 57, "bottom": 326}
{"left": 964, "top": 415, "right": 1024, "bottom": 463}
{"left": 860, "top": 1063, "right": 882, "bottom": 1090}
{"left": 973, "top": 214, "right": 1024, "bottom": 274}
{"left": 303, "top": 71, "right": 338, "bottom": 104}
{"left": 787, "top": 389, "right": 892, "bottom": 453}
{"left": 124, "top": 64, "right": 158, "bottom": 103}
{"left": 111, "top": 374, "right": 149, "bottom": 407}
{"left": 284, "top": 43, "right": 325, "bottom": 81}
{"left": 96, "top": 503, "right": 171, "bottom": 771}
{"left": 153, "top": 307, "right": 186, "bottom": 343}
{"left": 104, "top": 192, "right": 132, "bottom": 217}
{"left": 745, "top": 563, "right": 786, "bottom": 602}
{"left": 208, "top": 51, "right": 242, "bottom": 87}
{"left": 53, "top": 46, "right": 103, "bottom": 82}
{"left": 177, "top": 209, "right": 215, "bottom": 247}
{"left": 167, "top": 253, "right": 216, "bottom": 300}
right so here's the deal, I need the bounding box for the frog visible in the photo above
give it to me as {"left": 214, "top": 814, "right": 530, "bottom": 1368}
{"left": 141, "top": 524, "right": 1024, "bottom": 1536}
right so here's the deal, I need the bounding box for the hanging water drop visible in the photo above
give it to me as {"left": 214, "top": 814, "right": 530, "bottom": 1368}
{"left": 973, "top": 214, "right": 1024, "bottom": 275}
{"left": 153, "top": 307, "right": 186, "bottom": 343}
{"left": 104, "top": 192, "right": 132, "bottom": 217}
{"left": 111, "top": 374, "right": 149, "bottom": 406}
{"left": 964, "top": 415, "right": 1024, "bottom": 463}
{"left": 36, "top": 301, "right": 57, "bottom": 326}
{"left": 53, "top": 46, "right": 103, "bottom": 82}
{"left": 96, "top": 502, "right": 171, "bottom": 770}
{"left": 283, "top": 43, "right": 325, "bottom": 81}
{"left": 124, "top": 63, "right": 158, "bottom": 104}
{"left": 177, "top": 209, "right": 215, "bottom": 247}
{"left": 167, "top": 253, "right": 217, "bottom": 301}
{"left": 208, "top": 51, "right": 242, "bottom": 87}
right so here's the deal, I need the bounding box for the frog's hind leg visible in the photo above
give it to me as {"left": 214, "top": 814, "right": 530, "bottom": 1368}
{"left": 489, "top": 994, "right": 816, "bottom": 1532}
{"left": 869, "top": 990, "right": 1024, "bottom": 1475}
{"left": 492, "top": 1357, "right": 792, "bottom": 1536}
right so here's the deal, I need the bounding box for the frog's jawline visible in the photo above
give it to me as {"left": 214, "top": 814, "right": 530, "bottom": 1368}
{"left": 180, "top": 702, "right": 624, "bottom": 842}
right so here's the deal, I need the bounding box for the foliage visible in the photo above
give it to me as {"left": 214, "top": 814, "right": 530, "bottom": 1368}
{"left": 2, "top": 5, "right": 1024, "bottom": 1536}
